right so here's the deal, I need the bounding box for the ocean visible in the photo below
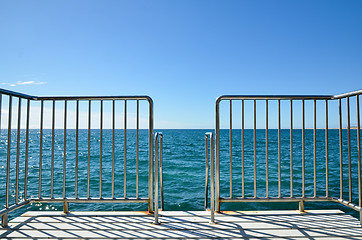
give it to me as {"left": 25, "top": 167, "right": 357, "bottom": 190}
{"left": 0, "top": 129, "right": 361, "bottom": 220}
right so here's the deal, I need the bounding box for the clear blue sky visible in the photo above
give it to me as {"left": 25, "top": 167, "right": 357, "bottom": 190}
{"left": 0, "top": 0, "right": 361, "bottom": 129}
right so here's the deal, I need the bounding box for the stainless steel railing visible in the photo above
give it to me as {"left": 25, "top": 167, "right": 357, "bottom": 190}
{"left": 0, "top": 88, "right": 161, "bottom": 227}
{"left": 207, "top": 90, "right": 362, "bottom": 222}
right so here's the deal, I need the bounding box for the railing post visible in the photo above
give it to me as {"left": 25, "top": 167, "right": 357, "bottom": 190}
{"left": 215, "top": 98, "right": 221, "bottom": 212}
{"left": 1, "top": 214, "right": 8, "bottom": 228}
{"left": 148, "top": 98, "right": 154, "bottom": 213}
{"left": 3, "top": 96, "right": 12, "bottom": 228}
{"left": 299, "top": 200, "right": 304, "bottom": 213}
{"left": 24, "top": 99, "right": 30, "bottom": 201}
{"left": 63, "top": 202, "right": 69, "bottom": 214}
{"left": 210, "top": 133, "right": 215, "bottom": 223}
{"left": 205, "top": 135, "right": 209, "bottom": 210}
{"left": 339, "top": 98, "right": 343, "bottom": 200}
{"left": 205, "top": 132, "right": 215, "bottom": 223}
{"left": 153, "top": 132, "right": 162, "bottom": 225}
{"left": 160, "top": 134, "right": 164, "bottom": 211}
{"left": 15, "top": 98, "right": 21, "bottom": 205}
{"left": 356, "top": 95, "right": 361, "bottom": 225}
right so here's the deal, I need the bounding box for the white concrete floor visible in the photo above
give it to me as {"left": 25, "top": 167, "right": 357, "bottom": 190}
{"left": 1, "top": 210, "right": 362, "bottom": 239}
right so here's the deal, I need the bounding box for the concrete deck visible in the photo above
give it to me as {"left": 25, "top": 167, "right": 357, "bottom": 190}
{"left": 1, "top": 210, "right": 362, "bottom": 239}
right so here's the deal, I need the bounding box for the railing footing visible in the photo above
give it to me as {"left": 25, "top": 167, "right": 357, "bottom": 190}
{"left": 299, "top": 200, "right": 305, "bottom": 213}
{"left": 63, "top": 202, "right": 69, "bottom": 214}
{"left": 1, "top": 214, "right": 8, "bottom": 228}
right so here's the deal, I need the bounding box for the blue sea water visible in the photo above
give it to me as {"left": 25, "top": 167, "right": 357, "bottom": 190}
{"left": 0, "top": 129, "right": 361, "bottom": 220}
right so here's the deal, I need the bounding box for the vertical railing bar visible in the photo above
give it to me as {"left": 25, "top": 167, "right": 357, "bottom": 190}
{"left": 0, "top": 94, "right": 3, "bottom": 227}
{"left": 124, "top": 100, "right": 127, "bottom": 199}
{"left": 136, "top": 100, "right": 139, "bottom": 199}
{"left": 51, "top": 100, "right": 55, "bottom": 199}
{"left": 149, "top": 98, "right": 154, "bottom": 212}
{"left": 87, "top": 100, "right": 91, "bottom": 199}
{"left": 339, "top": 98, "right": 343, "bottom": 200}
{"left": 205, "top": 132, "right": 215, "bottom": 223}
{"left": 314, "top": 100, "right": 317, "bottom": 198}
{"left": 325, "top": 100, "right": 329, "bottom": 198}
{"left": 229, "top": 100, "right": 232, "bottom": 198}
{"left": 242, "top": 99, "right": 245, "bottom": 198}
{"left": 266, "top": 100, "right": 269, "bottom": 198}
{"left": 39, "top": 100, "right": 43, "bottom": 199}
{"left": 290, "top": 99, "right": 293, "bottom": 198}
{"left": 0, "top": 94, "right": 2, "bottom": 131}
{"left": 63, "top": 100, "right": 67, "bottom": 199}
{"left": 0, "top": 94, "right": 1, "bottom": 225}
{"left": 100, "top": 100, "right": 103, "bottom": 199}
{"left": 210, "top": 134, "right": 215, "bottom": 223}
{"left": 205, "top": 135, "right": 209, "bottom": 209}
{"left": 160, "top": 134, "right": 164, "bottom": 210}
{"left": 290, "top": 100, "right": 293, "bottom": 198}
{"left": 24, "top": 99, "right": 30, "bottom": 201}
{"left": 75, "top": 100, "right": 79, "bottom": 199}
{"left": 15, "top": 98, "right": 21, "bottom": 204}
{"left": 356, "top": 95, "right": 361, "bottom": 207}
{"left": 302, "top": 99, "right": 305, "bottom": 198}
{"left": 6, "top": 96, "right": 12, "bottom": 209}
{"left": 254, "top": 99, "right": 257, "bottom": 198}
{"left": 154, "top": 133, "right": 159, "bottom": 224}
{"left": 112, "top": 100, "right": 115, "bottom": 199}
{"left": 347, "top": 97, "right": 352, "bottom": 202}
{"left": 278, "top": 99, "right": 281, "bottom": 198}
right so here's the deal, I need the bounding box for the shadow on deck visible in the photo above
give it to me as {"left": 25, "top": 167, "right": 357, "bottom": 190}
{"left": 1, "top": 210, "right": 362, "bottom": 239}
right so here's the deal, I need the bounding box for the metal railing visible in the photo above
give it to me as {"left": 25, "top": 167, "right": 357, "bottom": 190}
{"left": 207, "top": 90, "right": 362, "bottom": 222}
{"left": 0, "top": 88, "right": 160, "bottom": 227}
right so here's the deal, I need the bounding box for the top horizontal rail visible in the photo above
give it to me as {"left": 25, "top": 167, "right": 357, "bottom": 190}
{"left": 216, "top": 89, "right": 362, "bottom": 102}
{"left": 0, "top": 88, "right": 35, "bottom": 99}
{"left": 0, "top": 88, "right": 153, "bottom": 102}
